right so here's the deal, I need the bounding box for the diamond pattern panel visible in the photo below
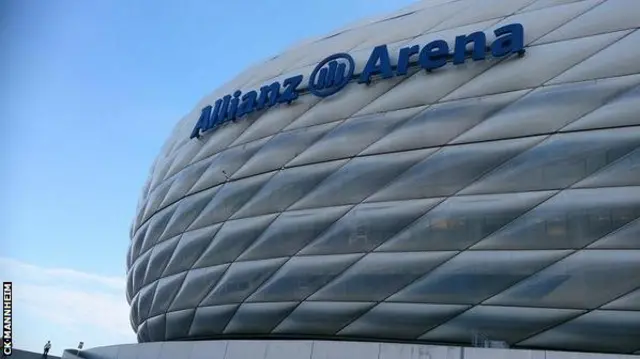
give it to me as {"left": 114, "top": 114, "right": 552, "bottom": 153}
{"left": 246, "top": 254, "right": 363, "bottom": 303}
{"left": 388, "top": 250, "right": 571, "bottom": 305}
{"left": 419, "top": 306, "right": 582, "bottom": 344}
{"left": 127, "top": 0, "right": 640, "bottom": 354}
{"left": 519, "top": 310, "right": 640, "bottom": 353}
{"left": 486, "top": 250, "right": 640, "bottom": 309}
{"left": 308, "top": 251, "right": 456, "bottom": 301}
{"left": 338, "top": 303, "right": 467, "bottom": 340}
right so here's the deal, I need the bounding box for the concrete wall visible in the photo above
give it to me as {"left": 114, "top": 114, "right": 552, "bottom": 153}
{"left": 62, "top": 340, "right": 639, "bottom": 359}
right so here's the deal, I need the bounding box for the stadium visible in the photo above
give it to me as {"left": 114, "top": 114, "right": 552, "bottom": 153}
{"left": 66, "top": 0, "right": 640, "bottom": 358}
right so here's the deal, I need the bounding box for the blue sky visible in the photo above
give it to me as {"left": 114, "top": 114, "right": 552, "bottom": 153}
{"left": 1, "top": 0, "right": 416, "bottom": 356}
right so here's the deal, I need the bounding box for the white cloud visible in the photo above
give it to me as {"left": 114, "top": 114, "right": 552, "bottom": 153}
{"left": 1, "top": 257, "right": 125, "bottom": 291}
{"left": 1, "top": 257, "right": 137, "bottom": 356}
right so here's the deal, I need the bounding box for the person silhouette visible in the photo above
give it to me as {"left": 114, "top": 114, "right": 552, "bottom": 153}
{"left": 43, "top": 341, "right": 51, "bottom": 358}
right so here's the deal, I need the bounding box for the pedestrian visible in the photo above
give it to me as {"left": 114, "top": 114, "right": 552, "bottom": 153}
{"left": 43, "top": 341, "right": 51, "bottom": 358}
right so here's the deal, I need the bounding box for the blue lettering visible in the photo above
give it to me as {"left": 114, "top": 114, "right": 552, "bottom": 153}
{"left": 228, "top": 90, "right": 242, "bottom": 120}
{"left": 237, "top": 90, "right": 257, "bottom": 117}
{"left": 321, "top": 61, "right": 347, "bottom": 88}
{"left": 492, "top": 23, "right": 525, "bottom": 58}
{"left": 256, "top": 82, "right": 280, "bottom": 110}
{"left": 278, "top": 75, "right": 303, "bottom": 104}
{"left": 218, "top": 95, "right": 232, "bottom": 124}
{"left": 209, "top": 99, "right": 225, "bottom": 128}
{"left": 397, "top": 45, "right": 420, "bottom": 76}
{"left": 453, "top": 31, "right": 486, "bottom": 64}
{"left": 190, "top": 23, "right": 526, "bottom": 139}
{"left": 420, "top": 40, "right": 449, "bottom": 72}
{"left": 189, "top": 105, "right": 212, "bottom": 139}
{"left": 359, "top": 45, "right": 393, "bottom": 84}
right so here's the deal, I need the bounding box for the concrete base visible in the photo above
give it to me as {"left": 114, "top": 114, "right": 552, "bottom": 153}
{"left": 61, "top": 340, "right": 640, "bottom": 359}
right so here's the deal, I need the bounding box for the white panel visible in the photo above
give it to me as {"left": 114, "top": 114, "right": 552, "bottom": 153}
{"left": 284, "top": 71, "right": 418, "bottom": 131}
{"left": 187, "top": 174, "right": 276, "bottom": 231}
{"left": 163, "top": 140, "right": 206, "bottom": 182}
{"left": 199, "top": 257, "right": 287, "bottom": 306}
{"left": 287, "top": 107, "right": 424, "bottom": 166}
{"left": 158, "top": 160, "right": 211, "bottom": 211}
{"left": 289, "top": 149, "right": 433, "bottom": 210}
{"left": 522, "top": 0, "right": 601, "bottom": 12}
{"left": 190, "top": 215, "right": 277, "bottom": 269}
{"left": 246, "top": 254, "right": 362, "bottom": 302}
{"left": 352, "top": 2, "right": 469, "bottom": 50}
{"left": 430, "top": 0, "right": 536, "bottom": 32}
{"left": 309, "top": 251, "right": 456, "bottom": 301}
{"left": 563, "top": 82, "right": 640, "bottom": 130}
{"left": 362, "top": 90, "right": 527, "bottom": 155}
{"left": 140, "top": 179, "right": 175, "bottom": 225}
{"left": 377, "top": 191, "right": 553, "bottom": 252}
{"left": 231, "top": 122, "right": 341, "bottom": 179}
{"left": 368, "top": 137, "right": 542, "bottom": 202}
{"left": 189, "top": 116, "right": 258, "bottom": 164}
{"left": 443, "top": 30, "right": 630, "bottom": 101}
{"left": 535, "top": 0, "right": 640, "bottom": 44}
{"left": 389, "top": 250, "right": 571, "bottom": 304}
{"left": 188, "top": 138, "right": 270, "bottom": 195}
{"left": 494, "top": 0, "right": 602, "bottom": 45}
{"left": 548, "top": 30, "right": 640, "bottom": 84}
{"left": 231, "top": 160, "right": 349, "bottom": 219}
{"left": 231, "top": 95, "right": 324, "bottom": 147}
{"left": 299, "top": 199, "right": 443, "bottom": 256}
{"left": 471, "top": 187, "right": 640, "bottom": 250}
{"left": 459, "top": 128, "right": 640, "bottom": 195}
{"left": 238, "top": 206, "right": 353, "bottom": 262}
{"left": 451, "top": 75, "right": 640, "bottom": 143}
{"left": 291, "top": 31, "right": 370, "bottom": 69}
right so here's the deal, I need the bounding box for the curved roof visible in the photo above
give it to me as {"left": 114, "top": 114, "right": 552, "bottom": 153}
{"left": 127, "top": 0, "right": 640, "bottom": 354}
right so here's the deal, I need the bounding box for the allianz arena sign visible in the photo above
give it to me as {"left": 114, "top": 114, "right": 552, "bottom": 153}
{"left": 190, "top": 23, "right": 526, "bottom": 139}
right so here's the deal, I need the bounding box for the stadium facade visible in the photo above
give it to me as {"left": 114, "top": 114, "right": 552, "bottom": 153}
{"left": 93, "top": 0, "right": 640, "bottom": 358}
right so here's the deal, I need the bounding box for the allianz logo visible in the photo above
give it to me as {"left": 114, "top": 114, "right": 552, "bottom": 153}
{"left": 190, "top": 23, "right": 525, "bottom": 139}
